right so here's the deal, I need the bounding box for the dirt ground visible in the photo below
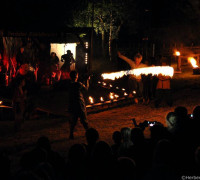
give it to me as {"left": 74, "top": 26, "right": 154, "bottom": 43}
{"left": 1, "top": 63, "right": 200, "bottom": 173}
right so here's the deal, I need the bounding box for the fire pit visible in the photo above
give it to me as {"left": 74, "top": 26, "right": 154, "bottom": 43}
{"left": 193, "top": 68, "right": 200, "bottom": 75}
{"left": 188, "top": 57, "right": 200, "bottom": 75}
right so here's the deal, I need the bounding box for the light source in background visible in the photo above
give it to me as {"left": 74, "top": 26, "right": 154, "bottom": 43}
{"left": 98, "top": 81, "right": 101, "bottom": 84}
{"left": 100, "top": 97, "right": 104, "bottom": 102}
{"left": 89, "top": 96, "right": 94, "bottom": 104}
{"left": 109, "top": 84, "right": 113, "bottom": 87}
{"left": 50, "top": 43, "right": 77, "bottom": 69}
{"left": 114, "top": 94, "right": 119, "bottom": 99}
{"left": 133, "top": 91, "right": 136, "bottom": 94}
{"left": 188, "top": 57, "right": 198, "bottom": 68}
{"left": 175, "top": 51, "right": 180, "bottom": 56}
{"left": 102, "top": 82, "right": 107, "bottom": 86}
{"left": 0, "top": 101, "right": 3, "bottom": 105}
{"left": 124, "top": 92, "right": 128, "bottom": 96}
{"left": 116, "top": 87, "right": 119, "bottom": 89}
{"left": 109, "top": 92, "right": 114, "bottom": 100}
{"left": 122, "top": 88, "right": 125, "bottom": 91}
{"left": 85, "top": 42, "right": 89, "bottom": 64}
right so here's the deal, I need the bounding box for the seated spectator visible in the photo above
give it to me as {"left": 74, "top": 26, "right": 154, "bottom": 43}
{"left": 20, "top": 147, "right": 47, "bottom": 171}
{"left": 119, "top": 127, "right": 133, "bottom": 157}
{"left": 150, "top": 124, "right": 171, "bottom": 146}
{"left": 111, "top": 131, "right": 122, "bottom": 158}
{"left": 85, "top": 128, "right": 99, "bottom": 158}
{"left": 66, "top": 144, "right": 87, "bottom": 180}
{"left": 114, "top": 157, "right": 136, "bottom": 180}
{"left": 33, "top": 162, "right": 55, "bottom": 180}
{"left": 166, "top": 112, "right": 178, "bottom": 134}
{"left": 90, "top": 141, "right": 114, "bottom": 180}
{"left": 36, "top": 136, "right": 65, "bottom": 178}
{"left": 131, "top": 127, "right": 145, "bottom": 146}
{"left": 130, "top": 128, "right": 150, "bottom": 179}
{"left": 144, "top": 139, "right": 178, "bottom": 180}
{"left": 174, "top": 106, "right": 189, "bottom": 125}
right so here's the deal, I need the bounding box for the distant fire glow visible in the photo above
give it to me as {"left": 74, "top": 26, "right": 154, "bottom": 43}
{"left": 175, "top": 51, "right": 181, "bottom": 56}
{"left": 188, "top": 57, "right": 198, "bottom": 68}
{"left": 114, "top": 94, "right": 119, "bottom": 98}
{"left": 109, "top": 92, "right": 114, "bottom": 100}
{"left": 102, "top": 66, "right": 174, "bottom": 80}
{"left": 89, "top": 96, "right": 94, "bottom": 104}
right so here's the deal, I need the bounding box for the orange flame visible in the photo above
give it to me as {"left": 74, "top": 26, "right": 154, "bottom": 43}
{"left": 188, "top": 57, "right": 198, "bottom": 68}
{"left": 114, "top": 94, "right": 119, "bottom": 98}
{"left": 89, "top": 96, "right": 94, "bottom": 104}
{"left": 124, "top": 92, "right": 128, "bottom": 96}
{"left": 133, "top": 91, "right": 136, "bottom": 94}
{"left": 109, "top": 92, "right": 114, "bottom": 100}
{"left": 175, "top": 51, "right": 180, "bottom": 56}
{"left": 102, "top": 66, "right": 174, "bottom": 80}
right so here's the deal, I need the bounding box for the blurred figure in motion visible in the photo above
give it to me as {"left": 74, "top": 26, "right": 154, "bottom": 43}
{"left": 68, "top": 70, "right": 90, "bottom": 139}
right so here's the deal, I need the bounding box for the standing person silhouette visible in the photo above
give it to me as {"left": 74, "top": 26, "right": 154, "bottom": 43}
{"left": 68, "top": 71, "right": 89, "bottom": 139}
{"left": 61, "top": 50, "right": 75, "bottom": 71}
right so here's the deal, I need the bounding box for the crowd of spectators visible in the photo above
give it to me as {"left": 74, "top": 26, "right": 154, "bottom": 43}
{"left": 1, "top": 105, "right": 200, "bottom": 180}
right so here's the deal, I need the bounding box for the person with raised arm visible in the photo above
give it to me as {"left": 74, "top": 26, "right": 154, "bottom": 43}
{"left": 117, "top": 51, "right": 147, "bottom": 104}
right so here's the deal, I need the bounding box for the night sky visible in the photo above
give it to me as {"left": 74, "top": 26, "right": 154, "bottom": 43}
{"left": 0, "top": 0, "right": 79, "bottom": 30}
{"left": 1, "top": 0, "right": 200, "bottom": 42}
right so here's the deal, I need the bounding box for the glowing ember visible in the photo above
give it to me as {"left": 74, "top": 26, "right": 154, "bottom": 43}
{"left": 175, "top": 51, "right": 181, "bottom": 56}
{"left": 133, "top": 91, "right": 136, "bottom": 94}
{"left": 114, "top": 94, "right": 119, "bottom": 98}
{"left": 109, "top": 92, "right": 114, "bottom": 100}
{"left": 124, "top": 92, "right": 128, "bottom": 96}
{"left": 100, "top": 97, "right": 104, "bottom": 102}
{"left": 102, "top": 66, "right": 174, "bottom": 80}
{"left": 188, "top": 57, "right": 198, "bottom": 68}
{"left": 89, "top": 96, "right": 94, "bottom": 104}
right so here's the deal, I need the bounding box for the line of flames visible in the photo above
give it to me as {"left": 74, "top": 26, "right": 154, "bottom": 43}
{"left": 102, "top": 66, "right": 174, "bottom": 80}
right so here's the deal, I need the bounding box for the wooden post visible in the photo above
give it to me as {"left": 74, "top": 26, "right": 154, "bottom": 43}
{"left": 177, "top": 56, "right": 181, "bottom": 72}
